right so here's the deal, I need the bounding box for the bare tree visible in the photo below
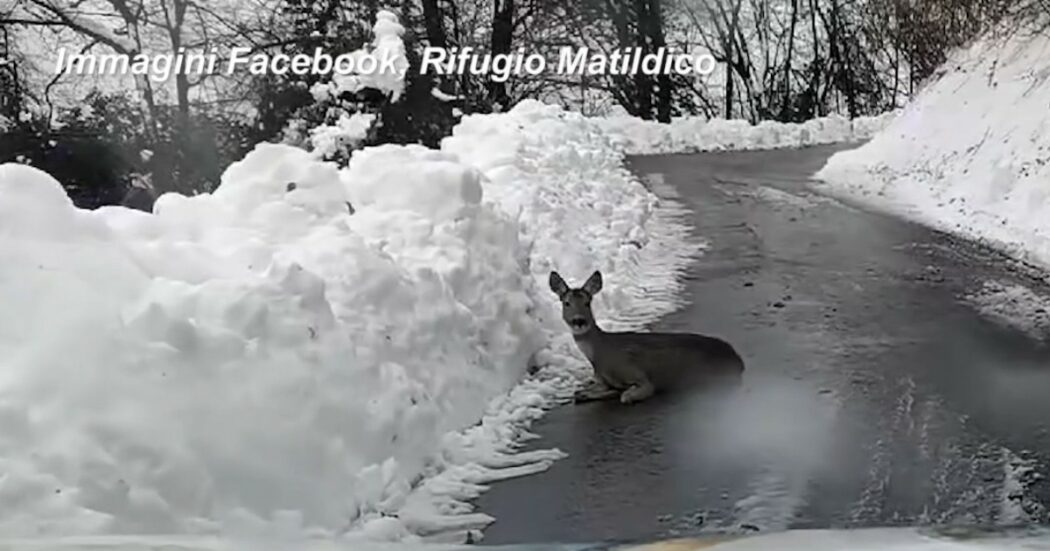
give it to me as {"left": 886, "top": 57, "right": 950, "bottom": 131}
{"left": 3, "top": 0, "right": 285, "bottom": 192}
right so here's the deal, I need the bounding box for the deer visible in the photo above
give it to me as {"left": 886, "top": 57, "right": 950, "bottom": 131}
{"left": 550, "top": 270, "right": 745, "bottom": 405}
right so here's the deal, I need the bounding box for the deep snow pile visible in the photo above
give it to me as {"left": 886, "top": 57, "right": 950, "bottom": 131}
{"left": 815, "top": 24, "right": 1050, "bottom": 268}
{"left": 0, "top": 101, "right": 695, "bottom": 542}
{"left": 0, "top": 147, "right": 537, "bottom": 539}
{"left": 595, "top": 110, "right": 897, "bottom": 155}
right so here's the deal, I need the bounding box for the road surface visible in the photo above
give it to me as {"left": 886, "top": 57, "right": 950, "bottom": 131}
{"left": 476, "top": 144, "right": 1050, "bottom": 545}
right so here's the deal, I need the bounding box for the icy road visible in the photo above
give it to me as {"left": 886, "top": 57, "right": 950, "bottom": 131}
{"left": 477, "top": 144, "right": 1050, "bottom": 544}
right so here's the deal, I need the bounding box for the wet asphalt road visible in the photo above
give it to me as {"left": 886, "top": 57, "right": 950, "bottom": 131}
{"left": 476, "top": 144, "right": 1050, "bottom": 545}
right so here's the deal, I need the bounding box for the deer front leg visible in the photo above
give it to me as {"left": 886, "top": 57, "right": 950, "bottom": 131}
{"left": 574, "top": 379, "right": 620, "bottom": 403}
{"left": 620, "top": 379, "right": 655, "bottom": 404}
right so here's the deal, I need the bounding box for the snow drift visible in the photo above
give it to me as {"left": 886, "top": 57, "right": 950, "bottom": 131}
{"left": 815, "top": 23, "right": 1050, "bottom": 268}
{"left": 595, "top": 111, "right": 897, "bottom": 155}
{"left": 0, "top": 145, "right": 538, "bottom": 538}
{"left": 0, "top": 100, "right": 696, "bottom": 542}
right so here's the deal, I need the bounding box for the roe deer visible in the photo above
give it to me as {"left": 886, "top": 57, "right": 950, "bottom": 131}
{"left": 550, "top": 270, "right": 745, "bottom": 404}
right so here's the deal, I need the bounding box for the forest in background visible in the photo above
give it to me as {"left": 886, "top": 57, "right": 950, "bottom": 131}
{"left": 0, "top": 0, "right": 1041, "bottom": 207}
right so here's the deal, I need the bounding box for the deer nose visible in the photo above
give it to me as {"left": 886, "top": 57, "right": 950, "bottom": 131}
{"left": 569, "top": 317, "right": 587, "bottom": 328}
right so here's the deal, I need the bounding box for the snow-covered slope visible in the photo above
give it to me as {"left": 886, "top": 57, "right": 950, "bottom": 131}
{"left": 815, "top": 24, "right": 1050, "bottom": 268}
{"left": 0, "top": 101, "right": 696, "bottom": 542}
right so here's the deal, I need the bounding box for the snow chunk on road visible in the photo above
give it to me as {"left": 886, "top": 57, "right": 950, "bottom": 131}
{"left": 815, "top": 23, "right": 1050, "bottom": 268}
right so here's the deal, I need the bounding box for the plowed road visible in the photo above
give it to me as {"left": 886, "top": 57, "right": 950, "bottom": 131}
{"left": 477, "top": 144, "right": 1050, "bottom": 546}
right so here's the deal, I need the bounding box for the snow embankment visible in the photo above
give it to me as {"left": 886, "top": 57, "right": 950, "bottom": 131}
{"left": 0, "top": 100, "right": 694, "bottom": 542}
{"left": 815, "top": 24, "right": 1050, "bottom": 268}
{"left": 595, "top": 111, "right": 897, "bottom": 155}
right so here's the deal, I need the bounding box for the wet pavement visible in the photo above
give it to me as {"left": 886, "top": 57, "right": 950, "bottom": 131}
{"left": 476, "top": 144, "right": 1050, "bottom": 545}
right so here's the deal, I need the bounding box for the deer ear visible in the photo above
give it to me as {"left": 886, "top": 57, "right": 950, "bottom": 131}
{"left": 549, "top": 271, "right": 569, "bottom": 297}
{"left": 583, "top": 270, "right": 603, "bottom": 295}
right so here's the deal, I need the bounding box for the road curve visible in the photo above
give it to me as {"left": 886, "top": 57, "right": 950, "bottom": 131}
{"left": 476, "top": 144, "right": 1050, "bottom": 546}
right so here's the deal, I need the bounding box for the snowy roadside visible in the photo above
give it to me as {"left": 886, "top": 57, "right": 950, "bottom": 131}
{"left": 352, "top": 101, "right": 705, "bottom": 542}
{"left": 813, "top": 22, "right": 1050, "bottom": 270}
{"left": 0, "top": 527, "right": 1049, "bottom": 551}
{"left": 0, "top": 100, "right": 698, "bottom": 543}
{"left": 965, "top": 280, "right": 1050, "bottom": 341}
{"left": 0, "top": 94, "right": 904, "bottom": 544}
{"left": 594, "top": 111, "right": 897, "bottom": 155}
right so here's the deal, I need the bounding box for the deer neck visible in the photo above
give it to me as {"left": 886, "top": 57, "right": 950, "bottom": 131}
{"left": 572, "top": 323, "right": 604, "bottom": 363}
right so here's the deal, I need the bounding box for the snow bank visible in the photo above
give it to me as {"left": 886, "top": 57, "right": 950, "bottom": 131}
{"left": 0, "top": 526, "right": 1047, "bottom": 550}
{"left": 380, "top": 100, "right": 700, "bottom": 540}
{"left": 595, "top": 111, "right": 897, "bottom": 155}
{"left": 815, "top": 24, "right": 1050, "bottom": 268}
{"left": 444, "top": 100, "right": 696, "bottom": 331}
{"left": 965, "top": 280, "right": 1050, "bottom": 340}
{"left": 0, "top": 100, "right": 695, "bottom": 542}
{"left": 0, "top": 144, "right": 538, "bottom": 538}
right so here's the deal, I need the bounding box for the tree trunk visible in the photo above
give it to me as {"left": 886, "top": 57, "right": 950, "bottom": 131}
{"left": 604, "top": 0, "right": 643, "bottom": 117}
{"left": 488, "top": 0, "right": 514, "bottom": 109}
{"left": 806, "top": 0, "right": 821, "bottom": 117}
{"left": 823, "top": 0, "right": 856, "bottom": 118}
{"left": 781, "top": 0, "right": 798, "bottom": 120}
{"left": 421, "top": 0, "right": 448, "bottom": 48}
{"left": 644, "top": 0, "right": 672, "bottom": 122}
{"left": 165, "top": 0, "right": 190, "bottom": 124}
{"left": 724, "top": 60, "right": 733, "bottom": 119}
{"left": 0, "top": 25, "right": 20, "bottom": 119}
{"left": 631, "top": 0, "right": 653, "bottom": 119}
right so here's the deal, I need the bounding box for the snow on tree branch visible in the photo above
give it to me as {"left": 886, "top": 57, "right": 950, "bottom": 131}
{"left": 311, "top": 10, "right": 409, "bottom": 103}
